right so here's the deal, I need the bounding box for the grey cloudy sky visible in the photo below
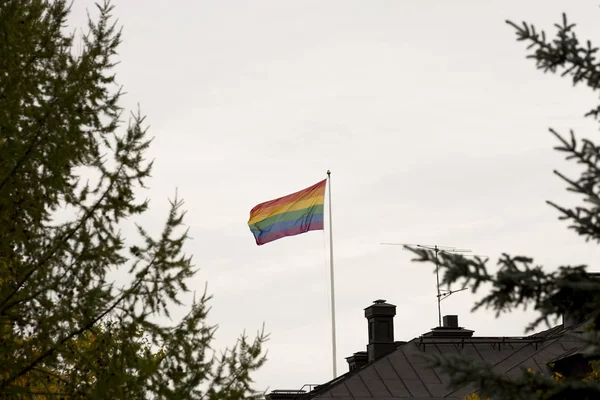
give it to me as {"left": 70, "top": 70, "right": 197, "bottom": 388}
{"left": 69, "top": 0, "right": 600, "bottom": 392}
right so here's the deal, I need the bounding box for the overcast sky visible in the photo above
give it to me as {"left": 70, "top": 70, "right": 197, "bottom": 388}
{"left": 68, "top": 0, "right": 600, "bottom": 393}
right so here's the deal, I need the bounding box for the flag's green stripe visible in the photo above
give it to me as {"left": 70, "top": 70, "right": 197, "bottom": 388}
{"left": 249, "top": 204, "right": 324, "bottom": 232}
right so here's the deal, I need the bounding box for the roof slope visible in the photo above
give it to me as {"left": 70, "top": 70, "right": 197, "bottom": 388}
{"left": 305, "top": 325, "right": 582, "bottom": 400}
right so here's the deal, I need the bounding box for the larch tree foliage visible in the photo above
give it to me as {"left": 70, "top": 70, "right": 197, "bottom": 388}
{"left": 0, "top": 1, "right": 267, "bottom": 399}
{"left": 407, "top": 10, "right": 600, "bottom": 400}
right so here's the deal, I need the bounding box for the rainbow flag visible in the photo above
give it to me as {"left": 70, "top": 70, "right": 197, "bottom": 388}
{"left": 248, "top": 179, "right": 327, "bottom": 245}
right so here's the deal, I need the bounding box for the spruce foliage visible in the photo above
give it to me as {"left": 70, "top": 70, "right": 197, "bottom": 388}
{"left": 408, "top": 11, "right": 600, "bottom": 400}
{"left": 0, "top": 1, "right": 267, "bottom": 398}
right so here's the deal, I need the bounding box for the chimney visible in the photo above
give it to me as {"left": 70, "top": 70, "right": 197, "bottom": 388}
{"left": 364, "top": 299, "right": 396, "bottom": 362}
{"left": 345, "top": 351, "right": 368, "bottom": 371}
{"left": 562, "top": 272, "right": 600, "bottom": 329}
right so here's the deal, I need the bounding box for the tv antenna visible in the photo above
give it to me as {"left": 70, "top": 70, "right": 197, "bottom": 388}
{"left": 381, "top": 243, "right": 486, "bottom": 327}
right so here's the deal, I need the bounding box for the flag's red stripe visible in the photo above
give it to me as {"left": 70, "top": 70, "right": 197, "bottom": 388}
{"left": 250, "top": 179, "right": 326, "bottom": 215}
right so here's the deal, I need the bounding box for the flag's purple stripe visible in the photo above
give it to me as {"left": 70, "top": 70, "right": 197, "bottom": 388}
{"left": 256, "top": 221, "right": 324, "bottom": 245}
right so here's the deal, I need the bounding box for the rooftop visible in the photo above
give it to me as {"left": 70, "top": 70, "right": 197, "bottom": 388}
{"left": 265, "top": 300, "right": 588, "bottom": 400}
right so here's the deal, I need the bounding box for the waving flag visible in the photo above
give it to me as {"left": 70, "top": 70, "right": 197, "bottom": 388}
{"left": 248, "top": 179, "right": 326, "bottom": 245}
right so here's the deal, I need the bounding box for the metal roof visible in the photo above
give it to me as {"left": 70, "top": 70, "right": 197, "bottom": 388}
{"left": 299, "top": 324, "right": 583, "bottom": 400}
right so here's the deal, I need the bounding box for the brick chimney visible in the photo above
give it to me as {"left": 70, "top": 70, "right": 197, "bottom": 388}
{"left": 345, "top": 351, "right": 368, "bottom": 371}
{"left": 364, "top": 299, "right": 396, "bottom": 362}
{"left": 562, "top": 272, "right": 600, "bottom": 329}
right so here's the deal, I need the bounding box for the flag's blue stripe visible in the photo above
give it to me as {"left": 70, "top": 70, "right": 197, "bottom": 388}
{"left": 252, "top": 212, "right": 324, "bottom": 239}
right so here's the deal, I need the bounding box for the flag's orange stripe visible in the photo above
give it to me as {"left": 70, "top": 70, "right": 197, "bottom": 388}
{"left": 250, "top": 179, "right": 326, "bottom": 213}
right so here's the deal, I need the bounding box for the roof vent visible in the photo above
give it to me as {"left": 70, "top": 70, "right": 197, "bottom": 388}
{"left": 443, "top": 315, "right": 459, "bottom": 328}
{"left": 423, "top": 315, "right": 474, "bottom": 337}
{"left": 265, "top": 390, "right": 306, "bottom": 400}
{"left": 374, "top": 299, "right": 386, "bottom": 304}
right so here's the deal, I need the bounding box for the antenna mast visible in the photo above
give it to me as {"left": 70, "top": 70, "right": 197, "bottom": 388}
{"left": 381, "top": 243, "right": 482, "bottom": 327}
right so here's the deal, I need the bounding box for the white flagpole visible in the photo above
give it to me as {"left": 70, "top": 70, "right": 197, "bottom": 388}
{"left": 327, "top": 170, "right": 337, "bottom": 379}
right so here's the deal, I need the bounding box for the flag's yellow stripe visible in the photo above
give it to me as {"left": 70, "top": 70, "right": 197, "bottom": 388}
{"left": 248, "top": 195, "right": 324, "bottom": 225}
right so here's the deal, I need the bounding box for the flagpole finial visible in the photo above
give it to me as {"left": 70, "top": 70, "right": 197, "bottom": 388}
{"left": 327, "top": 170, "right": 331, "bottom": 176}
